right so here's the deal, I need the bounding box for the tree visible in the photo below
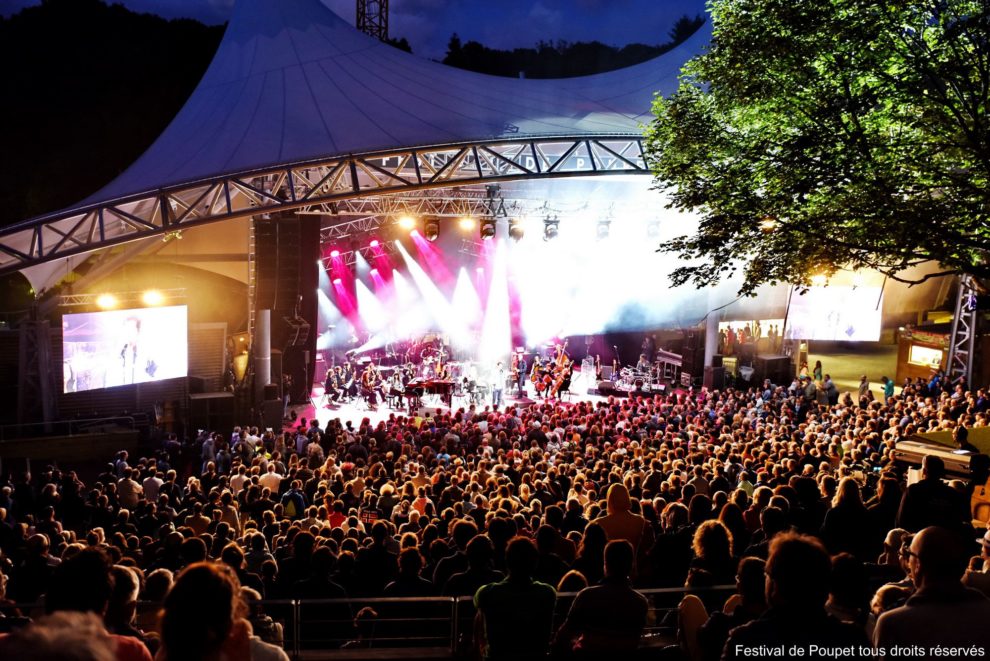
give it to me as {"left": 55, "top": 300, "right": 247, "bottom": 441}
{"left": 645, "top": 0, "right": 990, "bottom": 295}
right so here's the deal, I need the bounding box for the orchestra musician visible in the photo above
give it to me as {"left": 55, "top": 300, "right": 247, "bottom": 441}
{"left": 360, "top": 364, "right": 380, "bottom": 410}
{"left": 323, "top": 366, "right": 342, "bottom": 407}
{"left": 550, "top": 359, "right": 573, "bottom": 399}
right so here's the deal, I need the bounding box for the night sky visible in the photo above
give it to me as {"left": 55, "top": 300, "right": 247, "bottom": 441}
{"left": 5, "top": 0, "right": 706, "bottom": 60}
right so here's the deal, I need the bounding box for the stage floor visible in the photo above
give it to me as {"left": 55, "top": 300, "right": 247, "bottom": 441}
{"left": 286, "top": 368, "right": 608, "bottom": 430}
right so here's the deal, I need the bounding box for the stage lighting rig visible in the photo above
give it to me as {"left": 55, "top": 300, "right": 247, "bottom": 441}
{"left": 508, "top": 218, "right": 524, "bottom": 241}
{"left": 543, "top": 216, "right": 559, "bottom": 241}
{"left": 424, "top": 218, "right": 440, "bottom": 241}
{"left": 480, "top": 218, "right": 497, "bottom": 240}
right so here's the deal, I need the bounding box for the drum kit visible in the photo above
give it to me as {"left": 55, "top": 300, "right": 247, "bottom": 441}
{"left": 617, "top": 365, "right": 664, "bottom": 392}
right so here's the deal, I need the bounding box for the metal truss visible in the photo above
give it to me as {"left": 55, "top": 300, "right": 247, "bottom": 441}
{"left": 947, "top": 275, "right": 978, "bottom": 384}
{"left": 58, "top": 288, "right": 187, "bottom": 308}
{"left": 356, "top": 0, "right": 388, "bottom": 41}
{"left": 304, "top": 187, "right": 523, "bottom": 221}
{"left": 0, "top": 135, "right": 647, "bottom": 276}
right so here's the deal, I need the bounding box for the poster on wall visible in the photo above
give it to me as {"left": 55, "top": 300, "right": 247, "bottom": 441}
{"left": 62, "top": 305, "right": 188, "bottom": 393}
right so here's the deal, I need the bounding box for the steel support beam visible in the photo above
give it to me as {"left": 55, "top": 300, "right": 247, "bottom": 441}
{"left": 947, "top": 275, "right": 978, "bottom": 385}
{"left": 0, "top": 136, "right": 648, "bottom": 276}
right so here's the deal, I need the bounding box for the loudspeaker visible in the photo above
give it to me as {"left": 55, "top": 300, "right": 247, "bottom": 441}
{"left": 711, "top": 354, "right": 723, "bottom": 368}
{"left": 262, "top": 399, "right": 283, "bottom": 431}
{"left": 754, "top": 354, "right": 792, "bottom": 385}
{"left": 188, "top": 375, "right": 210, "bottom": 394}
{"left": 283, "top": 317, "right": 310, "bottom": 347}
{"left": 254, "top": 213, "right": 302, "bottom": 311}
{"left": 188, "top": 392, "right": 235, "bottom": 434}
{"left": 704, "top": 365, "right": 725, "bottom": 389}
{"left": 263, "top": 383, "right": 280, "bottom": 400}
{"left": 600, "top": 365, "right": 614, "bottom": 380}
{"left": 270, "top": 350, "right": 283, "bottom": 391}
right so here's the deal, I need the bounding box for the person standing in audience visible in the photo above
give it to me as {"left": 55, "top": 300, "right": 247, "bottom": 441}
{"left": 475, "top": 536, "right": 556, "bottom": 661}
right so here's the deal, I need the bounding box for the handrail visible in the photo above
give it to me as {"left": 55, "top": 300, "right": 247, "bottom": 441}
{"left": 7, "top": 585, "right": 737, "bottom": 661}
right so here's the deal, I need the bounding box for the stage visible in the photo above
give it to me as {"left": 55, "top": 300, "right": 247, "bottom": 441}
{"left": 284, "top": 365, "right": 657, "bottom": 430}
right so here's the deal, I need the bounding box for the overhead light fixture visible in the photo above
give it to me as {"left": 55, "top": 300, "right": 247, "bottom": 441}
{"left": 369, "top": 239, "right": 380, "bottom": 248}
{"left": 459, "top": 217, "right": 476, "bottom": 230}
{"left": 596, "top": 220, "right": 611, "bottom": 240}
{"left": 142, "top": 290, "right": 164, "bottom": 306}
{"left": 398, "top": 215, "right": 416, "bottom": 231}
{"left": 543, "top": 217, "right": 559, "bottom": 241}
{"left": 424, "top": 218, "right": 440, "bottom": 241}
{"left": 96, "top": 293, "right": 118, "bottom": 310}
{"left": 330, "top": 249, "right": 340, "bottom": 258}
{"left": 480, "top": 218, "right": 497, "bottom": 240}
{"left": 332, "top": 277, "right": 343, "bottom": 286}
{"left": 508, "top": 218, "right": 524, "bottom": 241}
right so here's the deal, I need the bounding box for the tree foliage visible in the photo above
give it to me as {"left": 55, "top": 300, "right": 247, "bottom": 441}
{"left": 645, "top": 0, "right": 990, "bottom": 294}
{"left": 443, "top": 14, "right": 705, "bottom": 79}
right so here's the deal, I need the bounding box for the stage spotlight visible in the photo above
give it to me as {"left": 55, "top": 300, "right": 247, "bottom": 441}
{"left": 398, "top": 215, "right": 415, "bottom": 230}
{"left": 142, "top": 290, "right": 164, "bottom": 306}
{"left": 332, "top": 277, "right": 343, "bottom": 285}
{"left": 543, "top": 218, "right": 559, "bottom": 241}
{"left": 330, "top": 249, "right": 340, "bottom": 258}
{"left": 369, "top": 239, "right": 380, "bottom": 248}
{"left": 647, "top": 220, "right": 660, "bottom": 238}
{"left": 424, "top": 218, "right": 440, "bottom": 241}
{"left": 96, "top": 293, "right": 118, "bottom": 310}
{"left": 370, "top": 268, "right": 379, "bottom": 276}
{"left": 508, "top": 218, "right": 524, "bottom": 241}
{"left": 480, "top": 218, "right": 497, "bottom": 240}
{"left": 596, "top": 220, "right": 611, "bottom": 239}
{"left": 459, "top": 216, "right": 476, "bottom": 230}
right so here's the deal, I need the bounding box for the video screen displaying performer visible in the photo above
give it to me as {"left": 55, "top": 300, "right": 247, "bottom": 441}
{"left": 62, "top": 305, "right": 188, "bottom": 393}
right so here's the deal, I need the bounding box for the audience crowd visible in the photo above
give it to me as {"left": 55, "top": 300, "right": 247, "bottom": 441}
{"left": 0, "top": 375, "right": 989, "bottom": 660}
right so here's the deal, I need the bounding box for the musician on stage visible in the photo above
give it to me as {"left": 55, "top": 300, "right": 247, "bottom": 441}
{"left": 360, "top": 364, "right": 380, "bottom": 410}
{"left": 323, "top": 366, "right": 342, "bottom": 406}
{"left": 515, "top": 353, "right": 528, "bottom": 395}
{"left": 492, "top": 361, "right": 506, "bottom": 409}
{"left": 636, "top": 353, "right": 651, "bottom": 372}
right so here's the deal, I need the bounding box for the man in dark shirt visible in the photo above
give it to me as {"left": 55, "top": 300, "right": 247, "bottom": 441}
{"left": 895, "top": 455, "right": 969, "bottom": 533}
{"left": 475, "top": 536, "right": 556, "bottom": 661}
{"left": 723, "top": 533, "right": 868, "bottom": 660}
{"left": 555, "top": 540, "right": 648, "bottom": 657}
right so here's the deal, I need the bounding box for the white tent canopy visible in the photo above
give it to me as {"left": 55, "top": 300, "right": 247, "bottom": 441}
{"left": 85, "top": 0, "right": 708, "bottom": 203}
{"left": 4, "top": 0, "right": 710, "bottom": 291}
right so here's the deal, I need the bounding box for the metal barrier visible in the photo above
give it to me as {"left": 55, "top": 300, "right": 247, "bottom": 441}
{"left": 0, "top": 415, "right": 138, "bottom": 441}
{"left": 8, "top": 585, "right": 736, "bottom": 660}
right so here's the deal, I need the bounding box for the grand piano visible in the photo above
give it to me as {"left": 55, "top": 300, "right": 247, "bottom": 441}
{"left": 404, "top": 379, "right": 455, "bottom": 409}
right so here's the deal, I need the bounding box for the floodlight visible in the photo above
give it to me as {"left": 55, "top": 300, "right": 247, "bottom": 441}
{"left": 543, "top": 218, "right": 559, "bottom": 241}
{"left": 398, "top": 215, "right": 416, "bottom": 230}
{"left": 142, "top": 290, "right": 164, "bottom": 306}
{"left": 508, "top": 218, "right": 524, "bottom": 241}
{"left": 96, "top": 293, "right": 118, "bottom": 310}
{"left": 424, "top": 218, "right": 440, "bottom": 241}
{"left": 459, "top": 217, "right": 476, "bottom": 230}
{"left": 596, "top": 220, "right": 611, "bottom": 239}
{"left": 480, "top": 218, "right": 497, "bottom": 240}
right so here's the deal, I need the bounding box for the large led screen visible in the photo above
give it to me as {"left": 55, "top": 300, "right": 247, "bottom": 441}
{"left": 62, "top": 305, "right": 188, "bottom": 393}
{"left": 786, "top": 286, "right": 883, "bottom": 342}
